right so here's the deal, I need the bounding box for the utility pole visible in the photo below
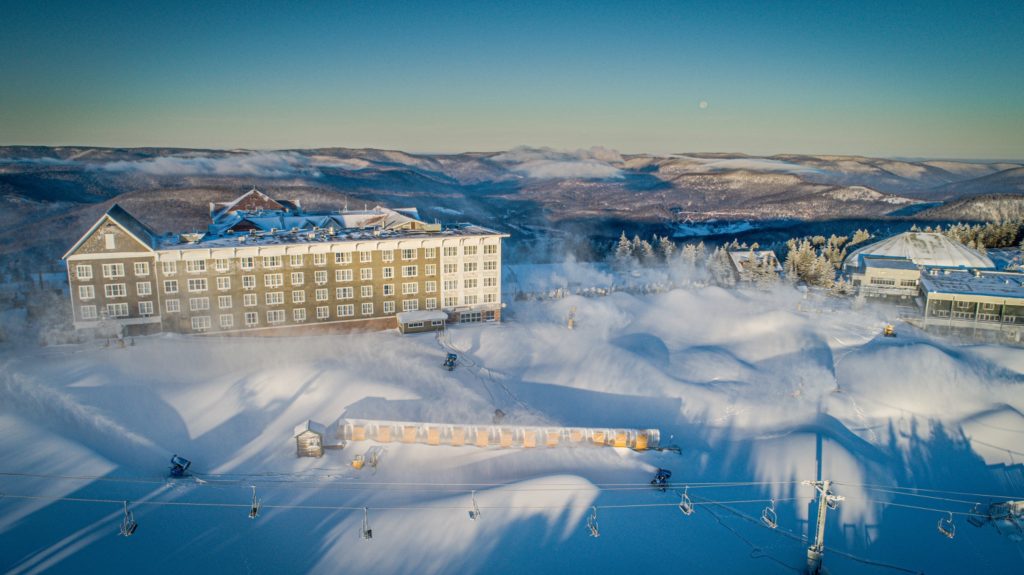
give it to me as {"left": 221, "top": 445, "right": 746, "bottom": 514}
{"left": 803, "top": 480, "right": 845, "bottom": 575}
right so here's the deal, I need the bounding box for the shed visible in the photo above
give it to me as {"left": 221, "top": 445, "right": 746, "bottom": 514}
{"left": 294, "top": 420, "right": 327, "bottom": 458}
{"left": 396, "top": 310, "right": 448, "bottom": 334}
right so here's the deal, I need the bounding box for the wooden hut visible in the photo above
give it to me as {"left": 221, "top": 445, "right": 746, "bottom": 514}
{"left": 294, "top": 420, "right": 327, "bottom": 458}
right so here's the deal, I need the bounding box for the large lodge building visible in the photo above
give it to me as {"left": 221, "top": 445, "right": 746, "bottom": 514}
{"left": 63, "top": 189, "right": 507, "bottom": 336}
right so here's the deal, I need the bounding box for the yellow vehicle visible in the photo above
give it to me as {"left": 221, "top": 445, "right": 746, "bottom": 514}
{"left": 352, "top": 454, "right": 365, "bottom": 469}
{"left": 883, "top": 324, "right": 896, "bottom": 337}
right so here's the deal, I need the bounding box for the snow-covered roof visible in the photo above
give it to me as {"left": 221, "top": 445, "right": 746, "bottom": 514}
{"left": 294, "top": 419, "right": 326, "bottom": 437}
{"left": 63, "top": 203, "right": 158, "bottom": 259}
{"left": 396, "top": 310, "right": 448, "bottom": 324}
{"left": 845, "top": 232, "right": 994, "bottom": 270}
{"left": 920, "top": 269, "right": 1024, "bottom": 299}
{"left": 727, "top": 250, "right": 782, "bottom": 273}
{"left": 862, "top": 257, "right": 918, "bottom": 270}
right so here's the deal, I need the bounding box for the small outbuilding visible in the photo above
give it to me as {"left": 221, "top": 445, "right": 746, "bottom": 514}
{"left": 396, "top": 310, "right": 448, "bottom": 334}
{"left": 294, "top": 420, "right": 327, "bottom": 458}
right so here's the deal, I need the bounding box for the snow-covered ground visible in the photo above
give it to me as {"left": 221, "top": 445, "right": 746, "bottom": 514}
{"left": 1, "top": 284, "right": 1022, "bottom": 574}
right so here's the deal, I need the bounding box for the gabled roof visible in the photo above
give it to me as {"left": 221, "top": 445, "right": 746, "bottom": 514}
{"left": 210, "top": 188, "right": 286, "bottom": 221}
{"left": 62, "top": 203, "right": 157, "bottom": 259}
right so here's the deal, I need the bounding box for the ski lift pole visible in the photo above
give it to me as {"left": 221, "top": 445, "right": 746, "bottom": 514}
{"left": 803, "top": 479, "right": 844, "bottom": 575}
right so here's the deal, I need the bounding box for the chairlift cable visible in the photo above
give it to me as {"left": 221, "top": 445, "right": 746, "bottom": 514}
{"left": 833, "top": 481, "right": 1023, "bottom": 501}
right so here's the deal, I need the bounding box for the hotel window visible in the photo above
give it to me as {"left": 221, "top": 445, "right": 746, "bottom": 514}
{"left": 464, "top": 262, "right": 477, "bottom": 273}
{"left": 243, "top": 293, "right": 257, "bottom": 307}
{"left": 360, "top": 285, "right": 373, "bottom": 298}
{"left": 359, "top": 251, "right": 372, "bottom": 263}
{"left": 293, "top": 308, "right": 307, "bottom": 322}
{"left": 162, "top": 261, "right": 177, "bottom": 275}
{"left": 337, "top": 287, "right": 354, "bottom": 300}
{"left": 484, "top": 293, "right": 497, "bottom": 303}
{"left": 483, "top": 277, "right": 497, "bottom": 287}
{"left": 425, "top": 298, "right": 437, "bottom": 310}
{"left": 425, "top": 281, "right": 437, "bottom": 294}
{"left": 218, "top": 295, "right": 232, "bottom": 309}
{"left": 75, "top": 264, "right": 93, "bottom": 280}
{"left": 315, "top": 288, "right": 329, "bottom": 301}
{"left": 336, "top": 269, "right": 353, "bottom": 282}
{"left": 78, "top": 285, "right": 95, "bottom": 300}
{"left": 424, "top": 248, "right": 436, "bottom": 259}
{"left": 217, "top": 276, "right": 231, "bottom": 290}
{"left": 166, "top": 299, "right": 180, "bottom": 313}
{"left": 982, "top": 303, "right": 996, "bottom": 311}
{"left": 381, "top": 250, "right": 394, "bottom": 262}
{"left": 316, "top": 306, "right": 329, "bottom": 319}
{"left": 383, "top": 267, "right": 394, "bottom": 279}
{"left": 104, "top": 233, "right": 116, "bottom": 249}
{"left": 291, "top": 272, "right": 304, "bottom": 286}
{"left": 102, "top": 263, "right": 125, "bottom": 278}
{"left": 402, "top": 282, "right": 418, "bottom": 295}
{"left": 361, "top": 302, "right": 374, "bottom": 315}
{"left": 244, "top": 312, "right": 258, "bottom": 326}
{"left": 483, "top": 261, "right": 497, "bottom": 271}
{"left": 107, "top": 303, "right": 129, "bottom": 318}
{"left": 189, "top": 297, "right": 210, "bottom": 311}
{"left": 188, "top": 278, "right": 208, "bottom": 292}
{"left": 483, "top": 245, "right": 497, "bottom": 255}
{"left": 444, "top": 296, "right": 458, "bottom": 307}
{"left": 383, "top": 301, "right": 395, "bottom": 314}
{"left": 313, "top": 253, "right": 327, "bottom": 266}
{"left": 239, "top": 257, "right": 255, "bottom": 270}
{"left": 220, "top": 314, "right": 234, "bottom": 329}
{"left": 402, "top": 265, "right": 417, "bottom": 277}
{"left": 262, "top": 256, "right": 282, "bottom": 269}
{"left": 292, "top": 290, "right": 305, "bottom": 304}
{"left": 242, "top": 275, "right": 256, "bottom": 289}
{"left": 266, "top": 292, "right": 284, "bottom": 306}
{"left": 81, "top": 305, "right": 98, "bottom": 320}
{"left": 214, "top": 259, "right": 230, "bottom": 272}
{"left": 335, "top": 252, "right": 352, "bottom": 265}
{"left": 900, "top": 279, "right": 917, "bottom": 287}
{"left": 137, "top": 282, "right": 152, "bottom": 296}
{"left": 139, "top": 301, "right": 154, "bottom": 316}
{"left": 402, "top": 249, "right": 416, "bottom": 260}
{"left": 267, "top": 310, "right": 286, "bottom": 324}
{"left": 134, "top": 262, "right": 150, "bottom": 276}
{"left": 191, "top": 316, "right": 212, "bottom": 331}
{"left": 105, "top": 283, "right": 127, "bottom": 298}
{"left": 265, "top": 273, "right": 284, "bottom": 288}
{"left": 337, "top": 304, "right": 355, "bottom": 317}
{"left": 185, "top": 260, "right": 206, "bottom": 273}
{"left": 314, "top": 270, "right": 327, "bottom": 284}
{"left": 402, "top": 299, "right": 419, "bottom": 312}
{"left": 425, "top": 264, "right": 437, "bottom": 276}
{"left": 464, "top": 278, "right": 477, "bottom": 289}
{"left": 360, "top": 268, "right": 373, "bottom": 281}
{"left": 443, "top": 280, "right": 458, "bottom": 291}
{"left": 465, "top": 295, "right": 479, "bottom": 305}
{"left": 956, "top": 301, "right": 971, "bottom": 309}
{"left": 443, "top": 246, "right": 457, "bottom": 257}
{"left": 383, "top": 284, "right": 394, "bottom": 296}
{"left": 163, "top": 280, "right": 178, "bottom": 293}
{"left": 443, "top": 263, "right": 458, "bottom": 274}
{"left": 463, "top": 246, "right": 477, "bottom": 256}
{"left": 289, "top": 254, "right": 304, "bottom": 267}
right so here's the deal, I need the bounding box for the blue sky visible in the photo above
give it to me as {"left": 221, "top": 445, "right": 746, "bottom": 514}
{"left": 1, "top": 0, "right": 1022, "bottom": 158}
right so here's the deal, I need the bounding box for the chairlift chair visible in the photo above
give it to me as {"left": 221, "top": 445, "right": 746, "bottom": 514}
{"left": 761, "top": 499, "right": 778, "bottom": 529}
{"left": 468, "top": 490, "right": 481, "bottom": 521}
{"left": 119, "top": 501, "right": 138, "bottom": 537}
{"left": 967, "top": 503, "right": 987, "bottom": 528}
{"left": 360, "top": 507, "right": 373, "bottom": 540}
{"left": 248, "top": 485, "right": 262, "bottom": 519}
{"left": 169, "top": 454, "right": 192, "bottom": 478}
{"left": 938, "top": 512, "right": 956, "bottom": 539}
{"left": 678, "top": 487, "right": 695, "bottom": 516}
{"left": 586, "top": 506, "right": 600, "bottom": 538}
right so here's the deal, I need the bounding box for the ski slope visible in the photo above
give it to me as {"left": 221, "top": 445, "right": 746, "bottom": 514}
{"left": 1, "top": 284, "right": 1022, "bottom": 574}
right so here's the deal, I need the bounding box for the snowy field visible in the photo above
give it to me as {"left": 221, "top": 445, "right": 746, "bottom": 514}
{"left": 1, "top": 285, "right": 1023, "bottom": 574}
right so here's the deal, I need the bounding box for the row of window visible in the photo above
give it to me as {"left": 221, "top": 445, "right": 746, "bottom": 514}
{"left": 75, "top": 262, "right": 151, "bottom": 280}
{"left": 443, "top": 245, "right": 498, "bottom": 256}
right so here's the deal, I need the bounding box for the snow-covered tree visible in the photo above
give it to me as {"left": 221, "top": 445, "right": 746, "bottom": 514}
{"left": 638, "top": 239, "right": 656, "bottom": 263}
{"left": 679, "top": 244, "right": 698, "bottom": 270}
{"left": 658, "top": 235, "right": 676, "bottom": 261}
{"left": 614, "top": 232, "right": 634, "bottom": 264}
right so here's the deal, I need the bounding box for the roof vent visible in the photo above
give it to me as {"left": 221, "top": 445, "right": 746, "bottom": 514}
{"left": 179, "top": 233, "right": 203, "bottom": 244}
{"left": 238, "top": 235, "right": 247, "bottom": 243}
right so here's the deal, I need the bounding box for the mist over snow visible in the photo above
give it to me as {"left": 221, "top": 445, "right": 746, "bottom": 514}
{"left": 1, "top": 269, "right": 1022, "bottom": 574}
{"left": 678, "top": 156, "right": 823, "bottom": 175}
{"left": 491, "top": 146, "right": 624, "bottom": 179}
{"left": 98, "top": 152, "right": 332, "bottom": 178}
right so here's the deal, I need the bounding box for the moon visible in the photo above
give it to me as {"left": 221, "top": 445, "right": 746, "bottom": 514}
{"left": 699, "top": 100, "right": 709, "bottom": 110}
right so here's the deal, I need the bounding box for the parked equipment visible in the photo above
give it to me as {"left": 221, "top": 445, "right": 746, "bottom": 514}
{"left": 650, "top": 468, "right": 672, "bottom": 491}
{"left": 883, "top": 324, "right": 896, "bottom": 337}
{"left": 443, "top": 353, "right": 458, "bottom": 371}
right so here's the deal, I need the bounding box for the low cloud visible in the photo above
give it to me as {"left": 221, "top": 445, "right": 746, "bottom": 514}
{"left": 492, "top": 146, "right": 624, "bottom": 179}
{"left": 99, "top": 152, "right": 329, "bottom": 178}
{"left": 681, "top": 156, "right": 821, "bottom": 175}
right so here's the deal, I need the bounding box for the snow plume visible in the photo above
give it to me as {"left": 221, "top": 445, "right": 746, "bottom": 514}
{"left": 99, "top": 151, "right": 325, "bottom": 178}
{"left": 492, "top": 146, "right": 624, "bottom": 179}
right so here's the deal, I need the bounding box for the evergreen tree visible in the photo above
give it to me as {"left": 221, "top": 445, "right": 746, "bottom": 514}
{"left": 639, "top": 239, "right": 656, "bottom": 263}
{"left": 680, "top": 244, "right": 698, "bottom": 269}
{"left": 614, "top": 231, "right": 634, "bottom": 264}
{"left": 658, "top": 235, "right": 676, "bottom": 261}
